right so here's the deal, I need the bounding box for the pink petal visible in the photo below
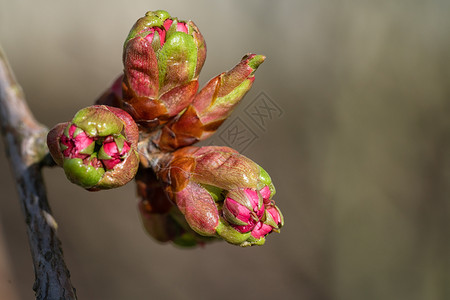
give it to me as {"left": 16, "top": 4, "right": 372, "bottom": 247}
{"left": 163, "top": 19, "right": 173, "bottom": 31}
{"left": 259, "top": 186, "right": 271, "bottom": 203}
{"left": 244, "top": 188, "right": 264, "bottom": 219}
{"left": 154, "top": 27, "right": 165, "bottom": 46}
{"left": 103, "top": 141, "right": 119, "bottom": 157}
{"left": 176, "top": 22, "right": 188, "bottom": 33}
{"left": 251, "top": 222, "right": 272, "bottom": 239}
{"left": 144, "top": 30, "right": 155, "bottom": 43}
{"left": 266, "top": 206, "right": 281, "bottom": 226}
{"left": 224, "top": 197, "right": 251, "bottom": 223}
{"left": 244, "top": 189, "right": 259, "bottom": 207}
{"left": 74, "top": 132, "right": 94, "bottom": 152}
{"left": 233, "top": 223, "right": 257, "bottom": 233}
{"left": 119, "top": 142, "right": 131, "bottom": 156}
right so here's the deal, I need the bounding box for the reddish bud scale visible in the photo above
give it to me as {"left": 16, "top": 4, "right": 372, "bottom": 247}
{"left": 136, "top": 167, "right": 217, "bottom": 247}
{"left": 155, "top": 54, "right": 265, "bottom": 151}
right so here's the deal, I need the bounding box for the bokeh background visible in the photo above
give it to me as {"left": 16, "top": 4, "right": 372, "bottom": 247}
{"left": 1, "top": 0, "right": 449, "bottom": 299}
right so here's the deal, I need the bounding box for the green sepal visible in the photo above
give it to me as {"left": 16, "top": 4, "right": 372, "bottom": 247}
{"left": 72, "top": 107, "right": 123, "bottom": 137}
{"left": 63, "top": 158, "right": 105, "bottom": 189}
{"left": 241, "top": 235, "right": 266, "bottom": 247}
{"left": 263, "top": 209, "right": 279, "bottom": 229}
{"left": 216, "top": 218, "right": 251, "bottom": 245}
{"left": 78, "top": 140, "right": 95, "bottom": 155}
{"left": 222, "top": 207, "right": 249, "bottom": 226}
{"left": 258, "top": 166, "right": 276, "bottom": 197}
{"left": 114, "top": 135, "right": 126, "bottom": 153}
{"left": 97, "top": 145, "right": 111, "bottom": 160}
{"left": 63, "top": 123, "right": 71, "bottom": 138}
{"left": 201, "top": 184, "right": 224, "bottom": 202}
{"left": 227, "top": 188, "right": 261, "bottom": 212}
{"left": 151, "top": 10, "right": 170, "bottom": 20}
{"left": 164, "top": 18, "right": 179, "bottom": 37}
{"left": 60, "top": 143, "right": 68, "bottom": 151}
{"left": 72, "top": 127, "right": 84, "bottom": 138}
{"left": 151, "top": 30, "right": 163, "bottom": 53}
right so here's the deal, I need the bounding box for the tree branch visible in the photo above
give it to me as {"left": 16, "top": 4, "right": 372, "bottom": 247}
{"left": 0, "top": 46, "right": 77, "bottom": 299}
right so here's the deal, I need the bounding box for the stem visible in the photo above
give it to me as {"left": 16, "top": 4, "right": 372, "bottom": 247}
{"left": 0, "top": 46, "right": 77, "bottom": 299}
{"left": 137, "top": 133, "right": 170, "bottom": 171}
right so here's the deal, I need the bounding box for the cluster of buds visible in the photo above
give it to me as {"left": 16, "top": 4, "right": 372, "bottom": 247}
{"left": 47, "top": 10, "right": 283, "bottom": 247}
{"left": 155, "top": 146, "right": 283, "bottom": 246}
{"left": 47, "top": 105, "right": 139, "bottom": 190}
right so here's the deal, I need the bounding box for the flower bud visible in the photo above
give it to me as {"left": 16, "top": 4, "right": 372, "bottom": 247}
{"left": 122, "top": 10, "right": 206, "bottom": 130}
{"left": 47, "top": 105, "right": 140, "bottom": 190}
{"left": 222, "top": 188, "right": 264, "bottom": 233}
{"left": 264, "top": 205, "right": 284, "bottom": 231}
{"left": 156, "top": 146, "right": 283, "bottom": 246}
{"left": 98, "top": 135, "right": 131, "bottom": 170}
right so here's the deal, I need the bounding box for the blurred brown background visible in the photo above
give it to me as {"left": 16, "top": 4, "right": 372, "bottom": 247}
{"left": 1, "top": 0, "right": 449, "bottom": 299}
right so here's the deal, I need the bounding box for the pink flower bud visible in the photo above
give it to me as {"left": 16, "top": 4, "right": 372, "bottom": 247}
{"left": 266, "top": 206, "right": 282, "bottom": 226}
{"left": 99, "top": 136, "right": 131, "bottom": 170}
{"left": 263, "top": 205, "right": 284, "bottom": 232}
{"left": 222, "top": 188, "right": 264, "bottom": 233}
{"left": 59, "top": 124, "right": 95, "bottom": 159}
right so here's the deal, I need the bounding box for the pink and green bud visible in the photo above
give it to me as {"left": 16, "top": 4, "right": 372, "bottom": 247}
{"left": 121, "top": 10, "right": 206, "bottom": 129}
{"left": 47, "top": 105, "right": 140, "bottom": 190}
{"left": 157, "top": 146, "right": 283, "bottom": 246}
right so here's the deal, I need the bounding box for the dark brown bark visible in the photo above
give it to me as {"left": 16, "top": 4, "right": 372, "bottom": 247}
{"left": 0, "top": 46, "right": 77, "bottom": 299}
